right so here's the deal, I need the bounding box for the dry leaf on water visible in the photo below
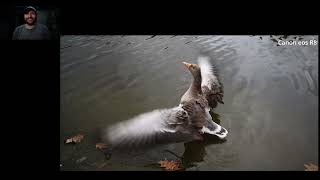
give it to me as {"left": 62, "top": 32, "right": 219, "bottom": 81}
{"left": 96, "top": 143, "right": 107, "bottom": 150}
{"left": 65, "top": 134, "right": 84, "bottom": 144}
{"left": 304, "top": 163, "right": 318, "bottom": 171}
{"left": 158, "top": 159, "right": 182, "bottom": 171}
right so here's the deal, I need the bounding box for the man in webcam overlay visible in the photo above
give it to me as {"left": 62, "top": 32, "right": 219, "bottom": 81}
{"left": 12, "top": 6, "right": 50, "bottom": 40}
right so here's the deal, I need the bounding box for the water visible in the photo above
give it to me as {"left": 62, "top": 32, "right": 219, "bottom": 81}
{"left": 60, "top": 35, "right": 318, "bottom": 171}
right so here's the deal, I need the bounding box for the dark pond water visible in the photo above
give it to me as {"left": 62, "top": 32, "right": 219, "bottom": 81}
{"left": 60, "top": 35, "right": 318, "bottom": 171}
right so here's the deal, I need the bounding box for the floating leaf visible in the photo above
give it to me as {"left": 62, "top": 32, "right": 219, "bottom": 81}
{"left": 304, "top": 163, "right": 318, "bottom": 171}
{"left": 96, "top": 143, "right": 107, "bottom": 150}
{"left": 64, "top": 134, "right": 84, "bottom": 144}
{"left": 158, "top": 159, "right": 183, "bottom": 171}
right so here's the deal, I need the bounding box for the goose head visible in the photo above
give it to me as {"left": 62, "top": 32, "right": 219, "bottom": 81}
{"left": 182, "top": 62, "right": 201, "bottom": 79}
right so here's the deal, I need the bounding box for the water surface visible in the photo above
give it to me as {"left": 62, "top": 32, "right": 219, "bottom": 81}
{"left": 60, "top": 35, "right": 318, "bottom": 171}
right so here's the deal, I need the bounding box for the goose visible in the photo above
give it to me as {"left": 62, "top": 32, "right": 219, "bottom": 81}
{"left": 102, "top": 56, "right": 228, "bottom": 149}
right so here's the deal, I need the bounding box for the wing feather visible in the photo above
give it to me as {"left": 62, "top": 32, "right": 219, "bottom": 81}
{"left": 102, "top": 106, "right": 195, "bottom": 149}
{"left": 198, "top": 56, "right": 224, "bottom": 108}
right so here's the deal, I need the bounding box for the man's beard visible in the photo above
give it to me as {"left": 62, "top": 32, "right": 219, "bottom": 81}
{"left": 25, "top": 17, "right": 36, "bottom": 25}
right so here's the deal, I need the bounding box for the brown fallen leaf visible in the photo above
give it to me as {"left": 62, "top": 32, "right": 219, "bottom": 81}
{"left": 96, "top": 143, "right": 107, "bottom": 150}
{"left": 158, "top": 159, "right": 182, "bottom": 171}
{"left": 304, "top": 163, "right": 318, "bottom": 171}
{"left": 65, "top": 134, "right": 84, "bottom": 144}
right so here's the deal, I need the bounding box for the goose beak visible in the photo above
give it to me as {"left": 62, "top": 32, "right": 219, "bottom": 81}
{"left": 182, "top": 62, "right": 192, "bottom": 69}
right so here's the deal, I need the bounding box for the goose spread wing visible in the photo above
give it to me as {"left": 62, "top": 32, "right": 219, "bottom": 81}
{"left": 198, "top": 56, "right": 224, "bottom": 108}
{"left": 102, "top": 105, "right": 201, "bottom": 149}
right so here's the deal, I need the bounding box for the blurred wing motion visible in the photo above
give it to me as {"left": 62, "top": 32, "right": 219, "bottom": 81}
{"left": 102, "top": 106, "right": 198, "bottom": 149}
{"left": 198, "top": 56, "right": 224, "bottom": 109}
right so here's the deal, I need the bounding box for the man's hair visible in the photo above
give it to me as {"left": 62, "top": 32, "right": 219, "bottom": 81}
{"left": 24, "top": 6, "right": 37, "bottom": 15}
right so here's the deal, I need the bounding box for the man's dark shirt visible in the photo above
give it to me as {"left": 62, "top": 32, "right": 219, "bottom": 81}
{"left": 12, "top": 23, "right": 50, "bottom": 40}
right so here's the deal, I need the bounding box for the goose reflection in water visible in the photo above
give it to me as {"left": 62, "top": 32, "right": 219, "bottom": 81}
{"left": 166, "top": 112, "right": 227, "bottom": 169}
